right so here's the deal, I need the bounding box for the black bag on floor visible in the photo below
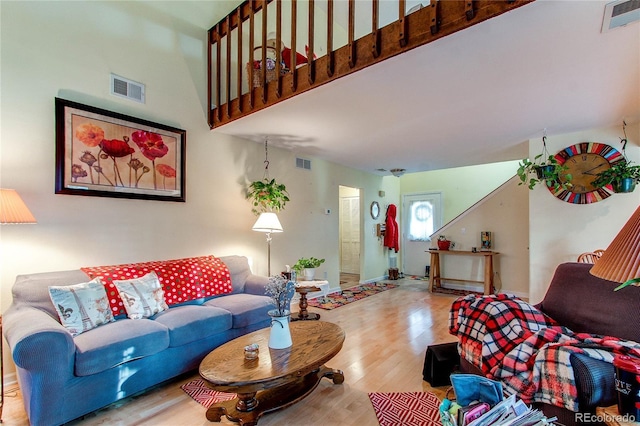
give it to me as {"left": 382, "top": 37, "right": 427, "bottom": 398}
{"left": 423, "top": 342, "right": 460, "bottom": 387}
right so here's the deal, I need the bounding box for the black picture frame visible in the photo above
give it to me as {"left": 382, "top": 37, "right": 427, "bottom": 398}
{"left": 55, "top": 98, "right": 186, "bottom": 202}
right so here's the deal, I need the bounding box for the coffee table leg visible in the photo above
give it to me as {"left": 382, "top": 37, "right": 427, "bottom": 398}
{"left": 205, "top": 392, "right": 259, "bottom": 424}
{"left": 236, "top": 392, "right": 259, "bottom": 411}
{"left": 318, "top": 365, "right": 344, "bottom": 384}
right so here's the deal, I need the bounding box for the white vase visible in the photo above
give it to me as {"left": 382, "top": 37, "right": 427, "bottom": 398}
{"left": 268, "top": 309, "right": 292, "bottom": 349}
{"left": 303, "top": 268, "right": 316, "bottom": 281}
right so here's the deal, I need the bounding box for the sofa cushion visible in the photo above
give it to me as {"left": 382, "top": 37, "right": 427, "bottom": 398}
{"left": 74, "top": 319, "right": 169, "bottom": 376}
{"left": 114, "top": 272, "right": 169, "bottom": 319}
{"left": 48, "top": 278, "right": 114, "bottom": 336}
{"left": 205, "top": 294, "right": 272, "bottom": 329}
{"left": 153, "top": 305, "right": 232, "bottom": 347}
{"left": 220, "top": 255, "right": 251, "bottom": 294}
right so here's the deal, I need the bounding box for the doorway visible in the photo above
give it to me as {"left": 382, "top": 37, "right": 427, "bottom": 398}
{"left": 339, "top": 186, "right": 361, "bottom": 284}
{"left": 402, "top": 192, "right": 443, "bottom": 276}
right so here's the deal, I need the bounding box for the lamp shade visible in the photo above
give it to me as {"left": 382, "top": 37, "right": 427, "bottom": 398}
{"left": 252, "top": 212, "right": 283, "bottom": 233}
{"left": 0, "top": 189, "right": 36, "bottom": 224}
{"left": 590, "top": 206, "right": 640, "bottom": 283}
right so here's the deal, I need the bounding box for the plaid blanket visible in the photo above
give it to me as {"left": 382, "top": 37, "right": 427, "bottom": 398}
{"left": 449, "top": 294, "right": 640, "bottom": 412}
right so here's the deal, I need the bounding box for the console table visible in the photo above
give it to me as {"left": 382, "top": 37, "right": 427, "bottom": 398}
{"left": 428, "top": 250, "right": 499, "bottom": 295}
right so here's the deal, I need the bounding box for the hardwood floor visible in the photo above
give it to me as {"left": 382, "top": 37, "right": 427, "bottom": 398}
{"left": 3, "top": 278, "right": 458, "bottom": 425}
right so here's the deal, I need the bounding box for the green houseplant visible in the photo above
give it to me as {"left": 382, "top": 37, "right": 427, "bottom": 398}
{"left": 592, "top": 160, "right": 640, "bottom": 193}
{"left": 246, "top": 178, "right": 290, "bottom": 215}
{"left": 517, "top": 154, "right": 573, "bottom": 191}
{"left": 292, "top": 257, "right": 325, "bottom": 281}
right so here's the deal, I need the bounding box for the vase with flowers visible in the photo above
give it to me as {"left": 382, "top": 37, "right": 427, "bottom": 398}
{"left": 265, "top": 275, "right": 295, "bottom": 349}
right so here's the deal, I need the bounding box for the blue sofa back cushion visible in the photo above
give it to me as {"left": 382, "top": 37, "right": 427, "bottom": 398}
{"left": 537, "top": 262, "right": 640, "bottom": 342}
{"left": 205, "top": 293, "right": 272, "bottom": 329}
{"left": 74, "top": 319, "right": 169, "bottom": 376}
{"left": 153, "top": 305, "right": 232, "bottom": 347}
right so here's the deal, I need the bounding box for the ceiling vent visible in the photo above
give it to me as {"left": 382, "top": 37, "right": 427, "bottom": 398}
{"left": 110, "top": 74, "right": 145, "bottom": 103}
{"left": 602, "top": 0, "right": 640, "bottom": 32}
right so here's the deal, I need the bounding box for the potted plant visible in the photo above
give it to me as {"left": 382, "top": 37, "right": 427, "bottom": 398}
{"left": 246, "top": 178, "right": 290, "bottom": 215}
{"left": 517, "top": 154, "right": 573, "bottom": 191}
{"left": 292, "top": 257, "right": 325, "bottom": 281}
{"left": 592, "top": 160, "right": 640, "bottom": 193}
{"left": 437, "top": 235, "right": 451, "bottom": 251}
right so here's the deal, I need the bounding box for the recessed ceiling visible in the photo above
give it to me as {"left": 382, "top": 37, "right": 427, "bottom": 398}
{"left": 165, "top": 0, "right": 640, "bottom": 176}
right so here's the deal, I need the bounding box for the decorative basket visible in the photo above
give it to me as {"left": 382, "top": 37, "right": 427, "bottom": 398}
{"left": 246, "top": 46, "right": 289, "bottom": 88}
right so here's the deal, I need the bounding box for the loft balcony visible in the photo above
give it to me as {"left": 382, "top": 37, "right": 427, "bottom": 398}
{"left": 208, "top": 0, "right": 532, "bottom": 129}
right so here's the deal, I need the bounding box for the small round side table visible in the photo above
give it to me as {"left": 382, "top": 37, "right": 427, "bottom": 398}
{"left": 292, "top": 286, "right": 321, "bottom": 321}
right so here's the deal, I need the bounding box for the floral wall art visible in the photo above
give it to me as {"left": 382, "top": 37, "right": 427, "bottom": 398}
{"left": 55, "top": 98, "right": 186, "bottom": 202}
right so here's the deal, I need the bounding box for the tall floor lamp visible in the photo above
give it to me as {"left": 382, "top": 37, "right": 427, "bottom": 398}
{"left": 0, "top": 188, "right": 37, "bottom": 422}
{"left": 252, "top": 212, "right": 283, "bottom": 276}
{"left": 590, "top": 205, "right": 640, "bottom": 290}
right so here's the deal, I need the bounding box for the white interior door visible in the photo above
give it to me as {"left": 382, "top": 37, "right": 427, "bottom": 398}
{"left": 402, "top": 192, "right": 442, "bottom": 276}
{"left": 340, "top": 195, "right": 360, "bottom": 274}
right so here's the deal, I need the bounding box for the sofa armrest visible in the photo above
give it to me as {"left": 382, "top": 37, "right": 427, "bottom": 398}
{"left": 3, "top": 306, "right": 75, "bottom": 373}
{"left": 243, "top": 274, "right": 270, "bottom": 296}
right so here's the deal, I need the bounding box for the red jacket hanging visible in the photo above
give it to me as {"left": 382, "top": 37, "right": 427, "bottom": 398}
{"left": 384, "top": 204, "right": 399, "bottom": 253}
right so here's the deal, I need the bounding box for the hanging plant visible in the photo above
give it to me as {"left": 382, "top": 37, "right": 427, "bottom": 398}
{"left": 592, "top": 161, "right": 640, "bottom": 193}
{"left": 517, "top": 134, "right": 572, "bottom": 191}
{"left": 246, "top": 139, "right": 290, "bottom": 215}
{"left": 247, "top": 178, "right": 290, "bottom": 215}
{"left": 592, "top": 125, "right": 640, "bottom": 193}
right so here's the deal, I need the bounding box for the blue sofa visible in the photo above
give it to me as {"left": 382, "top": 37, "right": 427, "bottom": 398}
{"left": 3, "top": 255, "right": 273, "bottom": 426}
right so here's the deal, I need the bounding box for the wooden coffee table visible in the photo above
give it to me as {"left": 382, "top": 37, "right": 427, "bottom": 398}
{"left": 199, "top": 321, "right": 345, "bottom": 425}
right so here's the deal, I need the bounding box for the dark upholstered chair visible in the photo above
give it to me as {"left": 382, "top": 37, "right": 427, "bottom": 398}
{"left": 458, "top": 262, "right": 640, "bottom": 426}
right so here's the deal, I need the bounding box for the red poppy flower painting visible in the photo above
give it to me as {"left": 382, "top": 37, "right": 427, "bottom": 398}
{"left": 56, "top": 98, "right": 185, "bottom": 201}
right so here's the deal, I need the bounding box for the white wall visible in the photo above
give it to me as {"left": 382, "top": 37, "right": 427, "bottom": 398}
{"left": 400, "top": 161, "right": 522, "bottom": 224}
{"left": 0, "top": 1, "right": 397, "bottom": 381}
{"left": 434, "top": 177, "right": 530, "bottom": 297}
{"left": 528, "top": 123, "right": 640, "bottom": 303}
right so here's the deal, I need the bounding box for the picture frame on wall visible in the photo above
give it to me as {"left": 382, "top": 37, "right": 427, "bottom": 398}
{"left": 55, "top": 97, "right": 186, "bottom": 202}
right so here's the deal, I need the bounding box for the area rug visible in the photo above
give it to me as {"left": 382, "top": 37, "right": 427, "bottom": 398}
{"left": 181, "top": 379, "right": 236, "bottom": 408}
{"left": 368, "top": 391, "right": 442, "bottom": 426}
{"left": 307, "top": 282, "right": 399, "bottom": 310}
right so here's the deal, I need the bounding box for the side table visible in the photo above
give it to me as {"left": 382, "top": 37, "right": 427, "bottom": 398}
{"left": 292, "top": 285, "right": 321, "bottom": 321}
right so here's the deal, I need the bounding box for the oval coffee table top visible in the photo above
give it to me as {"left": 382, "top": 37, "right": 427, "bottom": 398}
{"left": 199, "top": 321, "right": 345, "bottom": 393}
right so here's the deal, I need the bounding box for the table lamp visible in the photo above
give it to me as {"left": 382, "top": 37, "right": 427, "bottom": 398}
{"left": 590, "top": 205, "right": 640, "bottom": 290}
{"left": 252, "top": 212, "right": 283, "bottom": 276}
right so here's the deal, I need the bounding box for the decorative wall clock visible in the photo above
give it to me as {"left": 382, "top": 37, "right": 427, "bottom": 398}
{"left": 550, "top": 142, "right": 624, "bottom": 204}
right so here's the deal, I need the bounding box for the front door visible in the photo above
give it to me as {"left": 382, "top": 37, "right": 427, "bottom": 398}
{"left": 402, "top": 192, "right": 442, "bottom": 276}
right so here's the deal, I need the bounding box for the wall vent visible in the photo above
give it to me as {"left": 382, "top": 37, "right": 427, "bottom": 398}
{"left": 602, "top": 0, "right": 640, "bottom": 32}
{"left": 296, "top": 157, "right": 311, "bottom": 170}
{"left": 110, "top": 74, "right": 145, "bottom": 103}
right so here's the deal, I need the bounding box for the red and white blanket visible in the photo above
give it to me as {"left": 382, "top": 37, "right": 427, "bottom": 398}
{"left": 82, "top": 255, "right": 233, "bottom": 317}
{"left": 449, "top": 294, "right": 640, "bottom": 412}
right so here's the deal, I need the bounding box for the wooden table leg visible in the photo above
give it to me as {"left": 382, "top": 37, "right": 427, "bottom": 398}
{"left": 429, "top": 252, "right": 440, "bottom": 292}
{"left": 483, "top": 255, "right": 493, "bottom": 295}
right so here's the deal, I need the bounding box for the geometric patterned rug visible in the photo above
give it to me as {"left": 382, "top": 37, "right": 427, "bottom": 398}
{"left": 368, "top": 392, "right": 442, "bottom": 426}
{"left": 180, "top": 379, "right": 236, "bottom": 408}
{"left": 306, "top": 282, "right": 399, "bottom": 310}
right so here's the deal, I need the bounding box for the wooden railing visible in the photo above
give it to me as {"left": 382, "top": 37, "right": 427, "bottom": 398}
{"left": 208, "top": 0, "right": 533, "bottom": 129}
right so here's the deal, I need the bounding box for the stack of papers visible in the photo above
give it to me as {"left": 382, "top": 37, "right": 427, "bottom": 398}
{"left": 466, "top": 395, "right": 556, "bottom": 426}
